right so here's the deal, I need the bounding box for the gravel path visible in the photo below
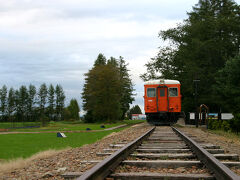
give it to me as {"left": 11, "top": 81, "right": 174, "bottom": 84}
{"left": 0, "top": 123, "right": 152, "bottom": 180}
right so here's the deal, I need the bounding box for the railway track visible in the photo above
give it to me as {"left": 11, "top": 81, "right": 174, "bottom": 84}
{"left": 63, "top": 126, "right": 240, "bottom": 180}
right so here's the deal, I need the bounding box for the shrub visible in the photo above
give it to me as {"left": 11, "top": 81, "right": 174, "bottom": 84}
{"left": 221, "top": 120, "right": 230, "bottom": 132}
{"left": 230, "top": 113, "right": 240, "bottom": 134}
{"left": 208, "top": 118, "right": 214, "bottom": 129}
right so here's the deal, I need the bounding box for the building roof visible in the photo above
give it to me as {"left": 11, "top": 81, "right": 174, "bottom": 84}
{"left": 144, "top": 79, "right": 180, "bottom": 85}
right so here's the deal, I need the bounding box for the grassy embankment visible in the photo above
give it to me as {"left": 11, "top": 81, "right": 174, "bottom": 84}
{"left": 0, "top": 120, "right": 145, "bottom": 160}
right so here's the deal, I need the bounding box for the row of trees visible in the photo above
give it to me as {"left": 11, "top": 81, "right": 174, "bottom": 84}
{"left": 82, "top": 54, "right": 134, "bottom": 123}
{"left": 141, "top": 0, "right": 240, "bottom": 114}
{"left": 0, "top": 84, "right": 65, "bottom": 124}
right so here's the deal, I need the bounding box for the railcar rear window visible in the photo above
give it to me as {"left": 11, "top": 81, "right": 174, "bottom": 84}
{"left": 147, "top": 88, "right": 156, "bottom": 97}
{"left": 169, "top": 88, "right": 178, "bottom": 97}
{"left": 160, "top": 89, "right": 165, "bottom": 97}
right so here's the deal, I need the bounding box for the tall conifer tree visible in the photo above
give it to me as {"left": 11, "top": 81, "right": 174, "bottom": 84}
{"left": 28, "top": 84, "right": 36, "bottom": 121}
{"left": 48, "top": 84, "right": 55, "bottom": 120}
{"left": 0, "top": 85, "right": 7, "bottom": 121}
{"left": 55, "top": 84, "right": 65, "bottom": 121}
{"left": 7, "top": 87, "right": 15, "bottom": 121}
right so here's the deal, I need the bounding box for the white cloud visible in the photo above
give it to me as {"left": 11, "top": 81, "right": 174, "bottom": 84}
{"left": 2, "top": 0, "right": 231, "bottom": 110}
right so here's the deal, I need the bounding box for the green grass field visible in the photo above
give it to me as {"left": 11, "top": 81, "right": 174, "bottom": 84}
{"left": 0, "top": 120, "right": 145, "bottom": 132}
{"left": 0, "top": 120, "right": 145, "bottom": 160}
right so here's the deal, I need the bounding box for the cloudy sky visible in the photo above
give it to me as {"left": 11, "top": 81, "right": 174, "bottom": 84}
{"left": 1, "top": 0, "right": 239, "bottom": 113}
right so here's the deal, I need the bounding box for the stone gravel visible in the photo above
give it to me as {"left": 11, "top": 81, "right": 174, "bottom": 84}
{"left": 0, "top": 123, "right": 152, "bottom": 180}
{"left": 179, "top": 126, "right": 240, "bottom": 157}
{"left": 115, "top": 165, "right": 209, "bottom": 174}
{"left": 180, "top": 126, "right": 240, "bottom": 176}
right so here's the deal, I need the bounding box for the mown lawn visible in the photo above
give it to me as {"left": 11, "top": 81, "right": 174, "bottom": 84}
{"left": 0, "top": 120, "right": 145, "bottom": 132}
{"left": 0, "top": 120, "right": 145, "bottom": 160}
{"left": 0, "top": 128, "right": 125, "bottom": 160}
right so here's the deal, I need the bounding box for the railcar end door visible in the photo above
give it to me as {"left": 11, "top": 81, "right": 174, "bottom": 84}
{"left": 157, "top": 87, "right": 168, "bottom": 112}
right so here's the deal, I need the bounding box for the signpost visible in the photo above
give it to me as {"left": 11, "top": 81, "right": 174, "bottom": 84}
{"left": 193, "top": 79, "right": 200, "bottom": 128}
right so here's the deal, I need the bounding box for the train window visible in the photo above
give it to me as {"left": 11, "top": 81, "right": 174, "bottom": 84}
{"left": 160, "top": 89, "right": 165, "bottom": 97}
{"left": 169, "top": 88, "right": 178, "bottom": 97}
{"left": 147, "top": 88, "right": 156, "bottom": 97}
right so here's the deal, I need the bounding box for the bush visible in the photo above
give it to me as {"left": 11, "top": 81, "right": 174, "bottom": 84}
{"left": 221, "top": 120, "right": 230, "bottom": 132}
{"left": 208, "top": 118, "right": 230, "bottom": 132}
{"left": 208, "top": 118, "right": 214, "bottom": 129}
{"left": 211, "top": 120, "right": 221, "bottom": 130}
{"left": 230, "top": 113, "right": 240, "bottom": 134}
{"left": 40, "top": 114, "right": 49, "bottom": 127}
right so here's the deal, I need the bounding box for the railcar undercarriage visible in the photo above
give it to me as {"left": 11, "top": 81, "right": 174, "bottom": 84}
{"left": 146, "top": 112, "right": 179, "bottom": 125}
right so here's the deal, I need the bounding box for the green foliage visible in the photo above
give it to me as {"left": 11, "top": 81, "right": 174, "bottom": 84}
{"left": 67, "top": 99, "right": 80, "bottom": 120}
{"left": 38, "top": 83, "right": 48, "bottom": 114}
{"left": 48, "top": 84, "right": 55, "bottom": 121}
{"left": 55, "top": 84, "right": 65, "bottom": 121}
{"left": 221, "top": 120, "right": 231, "bottom": 132}
{"left": 208, "top": 118, "right": 232, "bottom": 133}
{"left": 94, "top": 53, "right": 106, "bottom": 66}
{"left": 82, "top": 53, "right": 134, "bottom": 123}
{"left": 40, "top": 114, "right": 49, "bottom": 127}
{"left": 230, "top": 113, "right": 240, "bottom": 134}
{"left": 141, "top": 0, "right": 240, "bottom": 112}
{"left": 7, "top": 88, "right": 15, "bottom": 119}
{"left": 19, "top": 85, "right": 28, "bottom": 121}
{"left": 27, "top": 84, "right": 36, "bottom": 122}
{"left": 83, "top": 61, "right": 122, "bottom": 122}
{"left": 127, "top": 105, "right": 142, "bottom": 119}
{"left": 0, "top": 85, "right": 8, "bottom": 120}
{"left": 0, "top": 84, "right": 66, "bottom": 123}
{"left": 215, "top": 55, "right": 240, "bottom": 113}
{"left": 118, "top": 56, "right": 135, "bottom": 119}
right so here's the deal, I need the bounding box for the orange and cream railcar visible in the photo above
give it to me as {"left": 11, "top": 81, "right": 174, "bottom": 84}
{"left": 144, "top": 79, "right": 181, "bottom": 125}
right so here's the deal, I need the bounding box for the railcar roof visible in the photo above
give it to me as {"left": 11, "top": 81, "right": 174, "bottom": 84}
{"left": 144, "top": 79, "right": 180, "bottom": 85}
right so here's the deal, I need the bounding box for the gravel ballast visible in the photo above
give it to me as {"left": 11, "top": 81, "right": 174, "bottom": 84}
{"left": 2, "top": 125, "right": 240, "bottom": 179}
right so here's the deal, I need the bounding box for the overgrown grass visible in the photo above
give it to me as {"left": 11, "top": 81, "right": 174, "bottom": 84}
{"left": 0, "top": 127, "right": 127, "bottom": 160}
{"left": 207, "top": 129, "right": 240, "bottom": 143}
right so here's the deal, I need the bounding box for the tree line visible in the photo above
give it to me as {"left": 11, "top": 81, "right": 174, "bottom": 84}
{"left": 0, "top": 84, "right": 65, "bottom": 125}
{"left": 141, "top": 0, "right": 240, "bottom": 115}
{"left": 82, "top": 54, "right": 134, "bottom": 123}
{"left": 1, "top": 52, "right": 135, "bottom": 125}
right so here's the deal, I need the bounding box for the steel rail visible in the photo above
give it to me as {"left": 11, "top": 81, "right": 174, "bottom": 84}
{"left": 77, "top": 126, "right": 155, "bottom": 180}
{"left": 172, "top": 127, "right": 239, "bottom": 180}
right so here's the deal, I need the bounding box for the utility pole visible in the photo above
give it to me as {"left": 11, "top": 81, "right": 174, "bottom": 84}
{"left": 193, "top": 79, "right": 200, "bottom": 128}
